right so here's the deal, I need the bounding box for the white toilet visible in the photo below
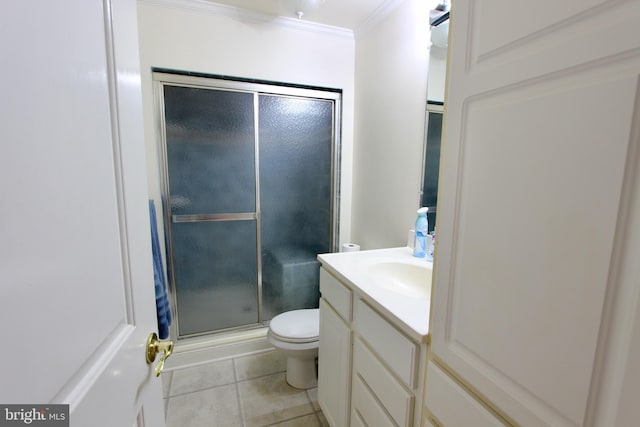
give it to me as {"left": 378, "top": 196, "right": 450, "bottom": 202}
{"left": 267, "top": 308, "right": 320, "bottom": 389}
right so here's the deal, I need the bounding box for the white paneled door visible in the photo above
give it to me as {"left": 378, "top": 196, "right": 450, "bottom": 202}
{"left": 0, "top": 1, "right": 165, "bottom": 426}
{"left": 430, "top": 1, "right": 640, "bottom": 426}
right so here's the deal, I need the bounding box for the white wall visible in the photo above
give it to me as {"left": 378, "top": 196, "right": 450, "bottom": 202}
{"left": 136, "top": 0, "right": 356, "bottom": 243}
{"left": 351, "top": 0, "right": 431, "bottom": 249}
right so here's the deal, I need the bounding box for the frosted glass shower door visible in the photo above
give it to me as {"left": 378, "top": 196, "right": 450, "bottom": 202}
{"left": 157, "top": 72, "right": 341, "bottom": 338}
{"left": 163, "top": 85, "right": 259, "bottom": 336}
{"left": 259, "top": 95, "right": 334, "bottom": 320}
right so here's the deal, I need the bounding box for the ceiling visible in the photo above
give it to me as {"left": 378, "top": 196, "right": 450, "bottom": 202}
{"left": 206, "top": 0, "right": 392, "bottom": 30}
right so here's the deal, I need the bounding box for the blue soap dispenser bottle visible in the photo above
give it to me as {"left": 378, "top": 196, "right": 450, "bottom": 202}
{"left": 413, "top": 207, "right": 429, "bottom": 258}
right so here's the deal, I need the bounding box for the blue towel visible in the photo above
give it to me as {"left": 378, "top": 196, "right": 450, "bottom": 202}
{"left": 149, "top": 200, "right": 172, "bottom": 339}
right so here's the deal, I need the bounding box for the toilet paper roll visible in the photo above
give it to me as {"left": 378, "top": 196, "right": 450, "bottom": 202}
{"left": 341, "top": 243, "right": 360, "bottom": 252}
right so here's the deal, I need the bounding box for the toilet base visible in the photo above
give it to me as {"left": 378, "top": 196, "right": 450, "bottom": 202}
{"left": 286, "top": 356, "right": 317, "bottom": 389}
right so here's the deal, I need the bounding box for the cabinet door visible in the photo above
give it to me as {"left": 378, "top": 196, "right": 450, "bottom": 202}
{"left": 318, "top": 298, "right": 351, "bottom": 427}
{"left": 425, "top": 362, "right": 505, "bottom": 427}
{"left": 431, "top": 1, "right": 640, "bottom": 427}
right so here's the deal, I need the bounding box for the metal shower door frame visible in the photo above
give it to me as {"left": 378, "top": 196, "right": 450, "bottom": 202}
{"left": 152, "top": 71, "right": 342, "bottom": 340}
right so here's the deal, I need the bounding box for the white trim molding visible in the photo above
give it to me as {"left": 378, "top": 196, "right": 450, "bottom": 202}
{"left": 137, "top": 0, "right": 354, "bottom": 38}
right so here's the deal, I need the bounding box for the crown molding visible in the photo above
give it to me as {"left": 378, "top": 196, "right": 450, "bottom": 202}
{"left": 137, "top": 0, "right": 354, "bottom": 39}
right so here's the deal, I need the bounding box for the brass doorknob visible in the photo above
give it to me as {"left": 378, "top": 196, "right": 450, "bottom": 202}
{"left": 146, "top": 332, "right": 174, "bottom": 377}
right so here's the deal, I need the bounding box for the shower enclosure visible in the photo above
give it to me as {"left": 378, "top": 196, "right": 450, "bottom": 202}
{"left": 154, "top": 72, "right": 341, "bottom": 339}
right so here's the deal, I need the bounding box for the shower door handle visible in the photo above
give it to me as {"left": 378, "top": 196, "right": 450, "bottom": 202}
{"left": 145, "top": 332, "right": 174, "bottom": 377}
{"left": 171, "top": 213, "right": 257, "bottom": 223}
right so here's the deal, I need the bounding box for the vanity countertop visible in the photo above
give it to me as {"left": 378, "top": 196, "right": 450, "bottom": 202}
{"left": 318, "top": 246, "right": 431, "bottom": 342}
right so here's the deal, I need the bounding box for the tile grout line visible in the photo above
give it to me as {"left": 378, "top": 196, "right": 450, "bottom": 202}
{"left": 233, "top": 357, "right": 248, "bottom": 427}
{"left": 262, "top": 410, "right": 320, "bottom": 427}
{"left": 233, "top": 352, "right": 287, "bottom": 384}
{"left": 166, "top": 358, "right": 240, "bottom": 398}
{"left": 166, "top": 377, "right": 238, "bottom": 398}
{"left": 166, "top": 368, "right": 289, "bottom": 400}
{"left": 235, "top": 369, "right": 287, "bottom": 384}
{"left": 314, "top": 410, "right": 326, "bottom": 427}
{"left": 165, "top": 352, "right": 317, "bottom": 426}
{"left": 264, "top": 386, "right": 319, "bottom": 426}
{"left": 306, "top": 389, "right": 323, "bottom": 426}
{"left": 306, "top": 387, "right": 327, "bottom": 427}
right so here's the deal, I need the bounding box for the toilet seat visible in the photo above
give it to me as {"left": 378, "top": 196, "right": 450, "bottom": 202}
{"left": 269, "top": 309, "right": 319, "bottom": 344}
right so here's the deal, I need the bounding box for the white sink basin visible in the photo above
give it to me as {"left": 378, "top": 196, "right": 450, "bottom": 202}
{"left": 318, "top": 247, "right": 432, "bottom": 336}
{"left": 366, "top": 261, "right": 432, "bottom": 299}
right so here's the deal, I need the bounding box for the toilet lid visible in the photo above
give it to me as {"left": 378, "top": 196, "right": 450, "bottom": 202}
{"left": 269, "top": 309, "right": 319, "bottom": 343}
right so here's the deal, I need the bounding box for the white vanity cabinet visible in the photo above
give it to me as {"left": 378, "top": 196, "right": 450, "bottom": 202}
{"left": 318, "top": 269, "right": 352, "bottom": 427}
{"left": 318, "top": 266, "right": 428, "bottom": 427}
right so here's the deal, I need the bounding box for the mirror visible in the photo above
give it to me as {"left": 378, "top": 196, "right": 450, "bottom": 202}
{"left": 420, "top": 6, "right": 449, "bottom": 234}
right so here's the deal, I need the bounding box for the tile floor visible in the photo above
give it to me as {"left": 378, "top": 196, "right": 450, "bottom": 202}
{"left": 162, "top": 350, "right": 328, "bottom": 427}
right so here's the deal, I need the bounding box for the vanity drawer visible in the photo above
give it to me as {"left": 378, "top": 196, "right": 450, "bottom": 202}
{"left": 320, "top": 267, "right": 352, "bottom": 321}
{"left": 354, "top": 338, "right": 414, "bottom": 427}
{"left": 351, "top": 375, "right": 396, "bottom": 427}
{"left": 355, "top": 299, "right": 419, "bottom": 388}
